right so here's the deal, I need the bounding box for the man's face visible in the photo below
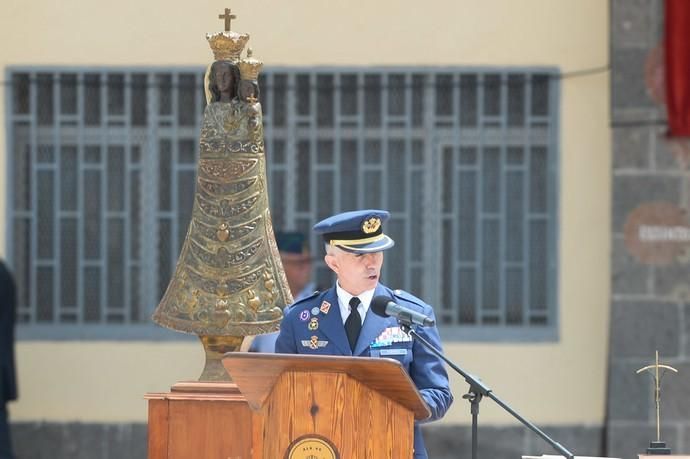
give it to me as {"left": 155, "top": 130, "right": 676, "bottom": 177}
{"left": 325, "top": 248, "right": 384, "bottom": 295}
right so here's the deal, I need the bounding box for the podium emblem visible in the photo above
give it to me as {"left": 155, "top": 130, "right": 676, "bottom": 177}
{"left": 285, "top": 435, "right": 339, "bottom": 459}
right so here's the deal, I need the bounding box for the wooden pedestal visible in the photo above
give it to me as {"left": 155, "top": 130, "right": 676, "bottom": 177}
{"left": 146, "top": 382, "right": 252, "bottom": 459}
{"left": 146, "top": 353, "right": 430, "bottom": 459}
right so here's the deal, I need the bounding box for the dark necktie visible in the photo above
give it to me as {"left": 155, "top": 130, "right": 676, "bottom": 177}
{"left": 345, "top": 297, "right": 362, "bottom": 352}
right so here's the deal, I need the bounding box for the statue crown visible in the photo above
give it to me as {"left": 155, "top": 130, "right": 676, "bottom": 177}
{"left": 206, "top": 31, "right": 250, "bottom": 62}
{"left": 238, "top": 48, "right": 263, "bottom": 81}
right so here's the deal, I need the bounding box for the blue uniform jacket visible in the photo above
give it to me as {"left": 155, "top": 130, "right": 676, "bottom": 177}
{"left": 275, "top": 283, "right": 453, "bottom": 459}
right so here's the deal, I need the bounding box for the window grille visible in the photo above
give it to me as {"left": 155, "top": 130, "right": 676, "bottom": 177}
{"left": 6, "top": 67, "right": 559, "bottom": 340}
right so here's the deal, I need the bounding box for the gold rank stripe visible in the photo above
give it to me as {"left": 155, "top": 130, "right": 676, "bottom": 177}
{"left": 329, "top": 233, "right": 384, "bottom": 247}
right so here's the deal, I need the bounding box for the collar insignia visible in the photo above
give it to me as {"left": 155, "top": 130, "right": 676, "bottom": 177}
{"left": 320, "top": 301, "right": 331, "bottom": 314}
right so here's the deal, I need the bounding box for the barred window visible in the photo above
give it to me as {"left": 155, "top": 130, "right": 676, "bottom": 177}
{"left": 7, "top": 67, "right": 559, "bottom": 340}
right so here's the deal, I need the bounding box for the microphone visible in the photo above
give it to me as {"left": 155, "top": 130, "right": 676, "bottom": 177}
{"left": 370, "top": 295, "right": 435, "bottom": 327}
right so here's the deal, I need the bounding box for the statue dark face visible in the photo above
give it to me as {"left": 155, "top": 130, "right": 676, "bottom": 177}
{"left": 239, "top": 80, "right": 256, "bottom": 102}
{"left": 214, "top": 62, "right": 234, "bottom": 99}
{"left": 209, "top": 61, "right": 239, "bottom": 102}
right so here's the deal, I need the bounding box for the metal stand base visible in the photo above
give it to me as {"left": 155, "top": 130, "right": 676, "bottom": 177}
{"left": 646, "top": 441, "right": 671, "bottom": 455}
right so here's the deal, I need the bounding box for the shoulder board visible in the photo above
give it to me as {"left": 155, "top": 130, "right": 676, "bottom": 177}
{"left": 287, "top": 290, "right": 322, "bottom": 311}
{"left": 391, "top": 288, "right": 427, "bottom": 308}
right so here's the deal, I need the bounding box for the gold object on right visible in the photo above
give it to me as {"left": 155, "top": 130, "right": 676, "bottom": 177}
{"left": 153, "top": 9, "right": 292, "bottom": 382}
{"left": 636, "top": 350, "right": 678, "bottom": 447}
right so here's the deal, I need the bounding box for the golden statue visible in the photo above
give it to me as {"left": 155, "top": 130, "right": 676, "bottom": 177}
{"left": 153, "top": 9, "right": 293, "bottom": 381}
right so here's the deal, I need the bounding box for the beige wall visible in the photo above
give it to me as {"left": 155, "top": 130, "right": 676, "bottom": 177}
{"left": 2, "top": 0, "right": 606, "bottom": 67}
{"left": 2, "top": 0, "right": 610, "bottom": 425}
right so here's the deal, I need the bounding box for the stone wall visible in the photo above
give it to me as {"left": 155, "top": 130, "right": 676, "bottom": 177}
{"left": 9, "top": 422, "right": 603, "bottom": 459}
{"left": 609, "top": 1, "right": 690, "bottom": 458}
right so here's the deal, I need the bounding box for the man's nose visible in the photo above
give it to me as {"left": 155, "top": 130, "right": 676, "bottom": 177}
{"left": 363, "top": 254, "right": 377, "bottom": 267}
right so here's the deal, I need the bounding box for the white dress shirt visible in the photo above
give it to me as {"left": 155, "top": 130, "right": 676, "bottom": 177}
{"left": 335, "top": 282, "right": 375, "bottom": 326}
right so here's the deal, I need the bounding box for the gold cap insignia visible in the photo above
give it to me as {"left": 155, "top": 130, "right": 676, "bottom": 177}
{"left": 362, "top": 217, "right": 381, "bottom": 234}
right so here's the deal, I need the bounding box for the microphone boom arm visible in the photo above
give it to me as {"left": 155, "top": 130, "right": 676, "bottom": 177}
{"left": 399, "top": 323, "right": 575, "bottom": 459}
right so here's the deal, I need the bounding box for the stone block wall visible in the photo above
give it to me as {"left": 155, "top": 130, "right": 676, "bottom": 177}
{"left": 609, "top": 1, "right": 690, "bottom": 458}
{"left": 9, "top": 422, "right": 603, "bottom": 459}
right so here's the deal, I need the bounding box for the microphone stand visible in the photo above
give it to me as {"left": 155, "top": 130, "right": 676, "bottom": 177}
{"left": 399, "top": 323, "right": 575, "bottom": 459}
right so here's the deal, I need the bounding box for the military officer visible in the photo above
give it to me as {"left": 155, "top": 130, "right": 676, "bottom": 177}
{"left": 275, "top": 209, "right": 453, "bottom": 459}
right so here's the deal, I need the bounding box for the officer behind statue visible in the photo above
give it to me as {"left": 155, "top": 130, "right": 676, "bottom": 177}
{"left": 249, "top": 231, "right": 319, "bottom": 352}
{"left": 275, "top": 209, "right": 453, "bottom": 459}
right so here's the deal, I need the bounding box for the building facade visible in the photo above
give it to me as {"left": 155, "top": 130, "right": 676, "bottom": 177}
{"left": 1, "top": 1, "right": 613, "bottom": 457}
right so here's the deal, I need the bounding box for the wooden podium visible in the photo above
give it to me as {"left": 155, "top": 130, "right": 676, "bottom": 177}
{"left": 146, "top": 353, "right": 431, "bottom": 459}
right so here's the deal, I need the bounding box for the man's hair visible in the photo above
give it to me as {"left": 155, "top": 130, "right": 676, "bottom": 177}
{"left": 324, "top": 243, "right": 343, "bottom": 256}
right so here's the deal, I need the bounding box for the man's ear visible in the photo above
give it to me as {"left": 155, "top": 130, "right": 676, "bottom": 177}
{"left": 324, "top": 253, "right": 339, "bottom": 274}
